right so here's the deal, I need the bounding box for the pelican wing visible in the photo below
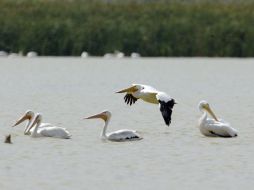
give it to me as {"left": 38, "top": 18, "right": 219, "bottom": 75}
{"left": 156, "top": 92, "right": 175, "bottom": 126}
{"left": 124, "top": 94, "right": 139, "bottom": 105}
{"left": 107, "top": 129, "right": 142, "bottom": 141}
{"left": 27, "top": 123, "right": 55, "bottom": 134}
{"left": 206, "top": 121, "right": 238, "bottom": 137}
{"left": 38, "top": 127, "right": 71, "bottom": 139}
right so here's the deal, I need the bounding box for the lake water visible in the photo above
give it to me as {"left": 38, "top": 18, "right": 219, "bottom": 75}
{"left": 0, "top": 57, "right": 253, "bottom": 190}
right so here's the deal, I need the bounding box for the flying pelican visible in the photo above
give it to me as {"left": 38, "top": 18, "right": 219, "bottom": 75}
{"left": 198, "top": 100, "right": 238, "bottom": 137}
{"left": 27, "top": 113, "right": 71, "bottom": 139}
{"left": 12, "top": 110, "right": 53, "bottom": 135}
{"left": 116, "top": 84, "right": 176, "bottom": 126}
{"left": 85, "top": 110, "right": 142, "bottom": 142}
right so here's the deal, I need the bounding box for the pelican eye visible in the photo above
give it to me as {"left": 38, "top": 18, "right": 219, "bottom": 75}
{"left": 202, "top": 104, "right": 208, "bottom": 108}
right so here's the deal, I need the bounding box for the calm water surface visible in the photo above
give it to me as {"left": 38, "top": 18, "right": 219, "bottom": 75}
{"left": 0, "top": 57, "right": 253, "bottom": 190}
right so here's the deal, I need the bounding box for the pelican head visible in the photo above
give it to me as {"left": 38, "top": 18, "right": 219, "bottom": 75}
{"left": 12, "top": 110, "right": 34, "bottom": 127}
{"left": 27, "top": 113, "right": 42, "bottom": 132}
{"left": 116, "top": 84, "right": 143, "bottom": 93}
{"left": 170, "top": 99, "right": 177, "bottom": 106}
{"left": 34, "top": 113, "right": 42, "bottom": 123}
{"left": 198, "top": 100, "right": 219, "bottom": 121}
{"left": 85, "top": 110, "right": 111, "bottom": 122}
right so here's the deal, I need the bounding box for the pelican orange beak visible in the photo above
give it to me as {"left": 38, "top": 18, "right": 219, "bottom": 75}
{"left": 116, "top": 85, "right": 138, "bottom": 93}
{"left": 27, "top": 117, "right": 38, "bottom": 132}
{"left": 12, "top": 114, "right": 31, "bottom": 127}
{"left": 85, "top": 113, "right": 107, "bottom": 121}
{"left": 204, "top": 105, "right": 219, "bottom": 121}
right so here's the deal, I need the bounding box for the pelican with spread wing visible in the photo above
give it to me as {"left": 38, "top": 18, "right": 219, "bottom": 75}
{"left": 116, "top": 84, "right": 176, "bottom": 126}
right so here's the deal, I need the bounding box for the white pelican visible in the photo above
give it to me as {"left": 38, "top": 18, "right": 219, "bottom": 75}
{"left": 81, "top": 51, "right": 89, "bottom": 58}
{"left": 115, "top": 51, "right": 124, "bottom": 58}
{"left": 198, "top": 100, "right": 238, "bottom": 137}
{"left": 0, "top": 50, "right": 8, "bottom": 57}
{"left": 130, "top": 52, "right": 140, "bottom": 58}
{"left": 85, "top": 110, "right": 142, "bottom": 142}
{"left": 12, "top": 110, "right": 53, "bottom": 135}
{"left": 8, "top": 53, "right": 19, "bottom": 58}
{"left": 116, "top": 84, "right": 176, "bottom": 126}
{"left": 103, "top": 53, "right": 114, "bottom": 58}
{"left": 26, "top": 51, "right": 38, "bottom": 57}
{"left": 27, "top": 113, "right": 71, "bottom": 139}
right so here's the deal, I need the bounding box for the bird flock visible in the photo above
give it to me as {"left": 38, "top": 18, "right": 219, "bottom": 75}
{"left": 5, "top": 83, "right": 238, "bottom": 143}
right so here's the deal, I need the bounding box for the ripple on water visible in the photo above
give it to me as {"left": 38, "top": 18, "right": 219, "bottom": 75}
{"left": 0, "top": 58, "right": 253, "bottom": 190}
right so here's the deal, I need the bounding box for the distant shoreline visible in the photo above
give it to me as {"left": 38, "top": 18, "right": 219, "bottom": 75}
{"left": 0, "top": 0, "right": 253, "bottom": 57}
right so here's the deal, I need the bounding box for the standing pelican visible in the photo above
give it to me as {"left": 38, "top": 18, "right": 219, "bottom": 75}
{"left": 116, "top": 84, "right": 176, "bottom": 126}
{"left": 12, "top": 110, "right": 53, "bottom": 135}
{"left": 85, "top": 110, "right": 142, "bottom": 141}
{"left": 198, "top": 100, "right": 238, "bottom": 137}
{"left": 27, "top": 113, "right": 71, "bottom": 139}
